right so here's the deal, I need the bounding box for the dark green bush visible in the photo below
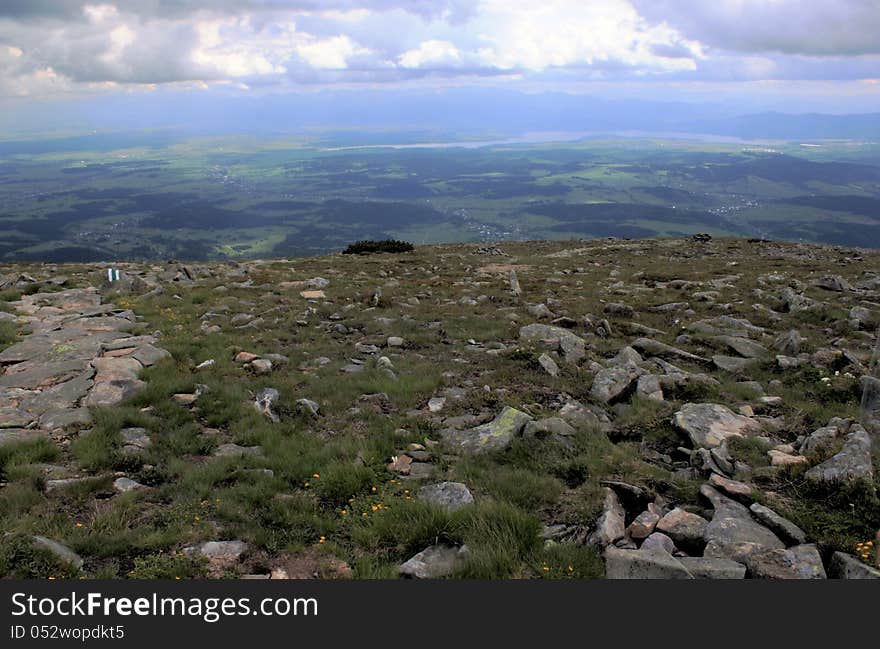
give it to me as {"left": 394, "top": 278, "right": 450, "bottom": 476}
{"left": 342, "top": 239, "right": 414, "bottom": 255}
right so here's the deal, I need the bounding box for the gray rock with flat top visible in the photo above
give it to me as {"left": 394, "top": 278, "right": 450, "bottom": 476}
{"left": 805, "top": 426, "right": 873, "bottom": 484}
{"left": 674, "top": 403, "right": 761, "bottom": 449}
{"left": 604, "top": 547, "right": 693, "bottom": 579}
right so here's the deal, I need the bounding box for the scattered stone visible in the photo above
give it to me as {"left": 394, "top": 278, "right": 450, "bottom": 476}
{"left": 768, "top": 449, "right": 807, "bottom": 467}
{"left": 214, "top": 443, "right": 263, "bottom": 458}
{"left": 254, "top": 388, "right": 280, "bottom": 423}
{"left": 748, "top": 503, "right": 807, "bottom": 546}
{"left": 709, "top": 474, "right": 753, "bottom": 501}
{"left": 113, "top": 477, "right": 147, "bottom": 493}
{"left": 773, "top": 330, "right": 803, "bottom": 356}
{"left": 31, "top": 536, "right": 83, "bottom": 570}
{"left": 538, "top": 353, "right": 560, "bottom": 377}
{"left": 427, "top": 397, "right": 446, "bottom": 412}
{"left": 641, "top": 532, "right": 676, "bottom": 554}
{"left": 656, "top": 508, "right": 708, "bottom": 553}
{"left": 628, "top": 508, "right": 661, "bottom": 540}
{"left": 250, "top": 359, "right": 273, "bottom": 374}
{"left": 590, "top": 363, "right": 642, "bottom": 404}
{"left": 387, "top": 454, "right": 413, "bottom": 475}
{"left": 631, "top": 338, "right": 708, "bottom": 365}
{"left": 296, "top": 398, "right": 319, "bottom": 417}
{"left": 417, "top": 482, "right": 474, "bottom": 512}
{"left": 399, "top": 545, "right": 467, "bottom": 578}
{"left": 828, "top": 552, "right": 880, "bottom": 579}
{"left": 588, "top": 488, "right": 626, "bottom": 547}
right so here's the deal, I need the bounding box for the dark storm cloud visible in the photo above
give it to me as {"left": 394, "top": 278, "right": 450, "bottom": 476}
{"left": 634, "top": 0, "right": 880, "bottom": 56}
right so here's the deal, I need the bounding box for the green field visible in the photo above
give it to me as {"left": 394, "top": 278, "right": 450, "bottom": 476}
{"left": 1, "top": 133, "right": 880, "bottom": 262}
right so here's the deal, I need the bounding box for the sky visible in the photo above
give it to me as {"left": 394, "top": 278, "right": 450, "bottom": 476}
{"left": 0, "top": 0, "right": 879, "bottom": 132}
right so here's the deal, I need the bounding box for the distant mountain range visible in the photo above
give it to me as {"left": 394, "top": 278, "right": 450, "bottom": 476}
{"left": 2, "top": 88, "right": 878, "bottom": 143}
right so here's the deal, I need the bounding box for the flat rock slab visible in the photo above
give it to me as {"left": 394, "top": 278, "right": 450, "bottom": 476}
{"left": 131, "top": 344, "right": 172, "bottom": 367}
{"left": 0, "top": 428, "right": 49, "bottom": 446}
{"left": 92, "top": 357, "right": 143, "bottom": 383}
{"left": 0, "top": 360, "right": 92, "bottom": 389}
{"left": 604, "top": 547, "right": 693, "bottom": 579}
{"left": 714, "top": 335, "right": 768, "bottom": 359}
{"left": 83, "top": 379, "right": 146, "bottom": 408}
{"left": 631, "top": 338, "right": 709, "bottom": 365}
{"left": 674, "top": 403, "right": 761, "bottom": 449}
{"left": 678, "top": 557, "right": 746, "bottom": 579}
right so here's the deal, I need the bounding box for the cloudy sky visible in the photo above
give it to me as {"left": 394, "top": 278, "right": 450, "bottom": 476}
{"left": 0, "top": 0, "right": 878, "bottom": 114}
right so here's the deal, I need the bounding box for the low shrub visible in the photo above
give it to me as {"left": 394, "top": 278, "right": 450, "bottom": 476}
{"left": 342, "top": 240, "right": 414, "bottom": 255}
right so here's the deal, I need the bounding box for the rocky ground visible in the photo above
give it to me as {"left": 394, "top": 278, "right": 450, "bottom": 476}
{"left": 1, "top": 236, "right": 878, "bottom": 579}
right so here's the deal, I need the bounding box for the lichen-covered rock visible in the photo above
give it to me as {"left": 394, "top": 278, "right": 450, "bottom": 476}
{"left": 441, "top": 406, "right": 532, "bottom": 454}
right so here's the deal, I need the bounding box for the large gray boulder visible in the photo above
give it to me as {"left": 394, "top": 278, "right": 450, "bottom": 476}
{"left": 745, "top": 544, "right": 827, "bottom": 579}
{"left": 674, "top": 403, "right": 761, "bottom": 449}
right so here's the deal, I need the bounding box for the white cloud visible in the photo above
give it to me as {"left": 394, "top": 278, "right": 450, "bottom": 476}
{"left": 398, "top": 40, "right": 461, "bottom": 69}
{"left": 0, "top": 0, "right": 875, "bottom": 100}
{"left": 470, "top": 0, "right": 699, "bottom": 73}
{"left": 296, "top": 34, "right": 370, "bottom": 69}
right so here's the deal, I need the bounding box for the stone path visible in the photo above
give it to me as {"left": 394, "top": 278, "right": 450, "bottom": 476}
{"left": 0, "top": 287, "right": 170, "bottom": 446}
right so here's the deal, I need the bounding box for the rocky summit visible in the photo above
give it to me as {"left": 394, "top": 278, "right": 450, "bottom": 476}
{"left": 0, "top": 237, "right": 878, "bottom": 580}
